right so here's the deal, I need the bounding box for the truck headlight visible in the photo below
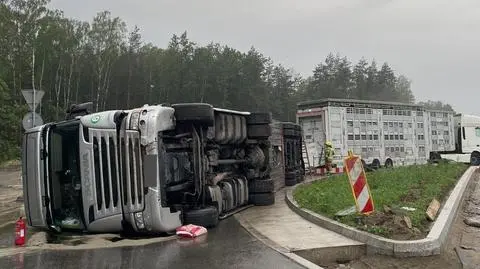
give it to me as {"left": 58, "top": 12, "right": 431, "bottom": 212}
{"left": 134, "top": 212, "right": 145, "bottom": 229}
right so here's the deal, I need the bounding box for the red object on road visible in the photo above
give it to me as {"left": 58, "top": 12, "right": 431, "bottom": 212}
{"left": 15, "top": 217, "right": 26, "bottom": 246}
{"left": 176, "top": 224, "right": 207, "bottom": 238}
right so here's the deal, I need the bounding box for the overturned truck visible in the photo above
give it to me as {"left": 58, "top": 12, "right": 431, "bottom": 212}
{"left": 22, "top": 103, "right": 280, "bottom": 234}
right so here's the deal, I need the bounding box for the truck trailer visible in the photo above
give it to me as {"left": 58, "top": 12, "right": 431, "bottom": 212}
{"left": 296, "top": 98, "right": 480, "bottom": 169}
{"left": 22, "top": 102, "right": 303, "bottom": 234}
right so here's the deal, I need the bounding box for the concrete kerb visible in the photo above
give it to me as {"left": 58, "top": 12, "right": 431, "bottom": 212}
{"left": 234, "top": 213, "right": 325, "bottom": 269}
{"left": 286, "top": 166, "right": 478, "bottom": 257}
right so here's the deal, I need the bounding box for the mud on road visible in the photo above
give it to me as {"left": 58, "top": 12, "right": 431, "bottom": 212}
{"left": 0, "top": 170, "right": 23, "bottom": 249}
{"left": 0, "top": 170, "right": 23, "bottom": 225}
{"left": 0, "top": 170, "right": 180, "bottom": 252}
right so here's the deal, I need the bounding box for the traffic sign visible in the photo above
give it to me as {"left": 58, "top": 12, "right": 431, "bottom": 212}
{"left": 21, "top": 89, "right": 44, "bottom": 111}
{"left": 22, "top": 112, "right": 43, "bottom": 130}
{"left": 344, "top": 151, "right": 375, "bottom": 215}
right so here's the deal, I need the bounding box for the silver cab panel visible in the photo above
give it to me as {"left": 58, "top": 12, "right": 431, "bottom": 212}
{"left": 22, "top": 126, "right": 50, "bottom": 228}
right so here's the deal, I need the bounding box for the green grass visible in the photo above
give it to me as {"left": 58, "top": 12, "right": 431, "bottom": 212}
{"left": 294, "top": 162, "right": 469, "bottom": 239}
{"left": 0, "top": 159, "right": 20, "bottom": 169}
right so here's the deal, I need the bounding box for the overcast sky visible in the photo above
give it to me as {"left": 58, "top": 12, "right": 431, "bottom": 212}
{"left": 49, "top": 0, "right": 480, "bottom": 115}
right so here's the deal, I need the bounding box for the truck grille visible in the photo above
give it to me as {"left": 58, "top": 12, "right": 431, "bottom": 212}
{"left": 119, "top": 130, "right": 144, "bottom": 213}
{"left": 91, "top": 129, "right": 122, "bottom": 218}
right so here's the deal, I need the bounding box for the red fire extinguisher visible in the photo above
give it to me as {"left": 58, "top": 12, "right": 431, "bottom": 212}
{"left": 15, "top": 217, "right": 26, "bottom": 246}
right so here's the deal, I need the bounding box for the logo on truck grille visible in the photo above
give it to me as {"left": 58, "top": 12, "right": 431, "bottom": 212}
{"left": 91, "top": 115, "right": 101, "bottom": 124}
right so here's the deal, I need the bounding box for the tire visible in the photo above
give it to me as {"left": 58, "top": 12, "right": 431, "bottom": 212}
{"left": 249, "top": 193, "right": 275, "bottom": 206}
{"left": 285, "top": 177, "right": 297, "bottom": 186}
{"left": 296, "top": 170, "right": 305, "bottom": 183}
{"left": 247, "top": 124, "right": 271, "bottom": 138}
{"left": 172, "top": 103, "right": 215, "bottom": 126}
{"left": 285, "top": 171, "right": 296, "bottom": 179}
{"left": 248, "top": 178, "right": 275, "bottom": 193}
{"left": 285, "top": 171, "right": 297, "bottom": 186}
{"left": 372, "top": 159, "right": 381, "bottom": 170}
{"left": 183, "top": 206, "right": 219, "bottom": 228}
{"left": 471, "top": 152, "right": 480, "bottom": 165}
{"left": 385, "top": 159, "right": 394, "bottom": 168}
{"left": 429, "top": 152, "right": 442, "bottom": 163}
{"left": 247, "top": 113, "right": 272, "bottom": 125}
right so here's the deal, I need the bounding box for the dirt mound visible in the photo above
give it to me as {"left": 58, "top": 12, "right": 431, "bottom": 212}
{"left": 361, "top": 212, "right": 424, "bottom": 240}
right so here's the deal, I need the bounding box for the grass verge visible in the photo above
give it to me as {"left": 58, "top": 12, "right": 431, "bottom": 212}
{"left": 0, "top": 160, "right": 21, "bottom": 170}
{"left": 294, "top": 162, "right": 469, "bottom": 240}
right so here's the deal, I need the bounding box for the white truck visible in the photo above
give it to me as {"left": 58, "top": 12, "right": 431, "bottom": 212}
{"left": 22, "top": 102, "right": 284, "bottom": 234}
{"left": 296, "top": 98, "right": 480, "bottom": 169}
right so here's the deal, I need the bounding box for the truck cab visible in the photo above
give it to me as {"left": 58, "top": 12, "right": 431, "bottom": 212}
{"left": 433, "top": 114, "right": 480, "bottom": 164}
{"left": 22, "top": 103, "right": 277, "bottom": 234}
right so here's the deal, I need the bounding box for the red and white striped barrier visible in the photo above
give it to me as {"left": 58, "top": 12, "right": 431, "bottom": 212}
{"left": 315, "top": 167, "right": 344, "bottom": 175}
{"left": 344, "top": 152, "right": 375, "bottom": 215}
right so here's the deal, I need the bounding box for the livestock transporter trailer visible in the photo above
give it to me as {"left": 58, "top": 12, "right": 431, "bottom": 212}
{"left": 296, "top": 98, "right": 480, "bottom": 169}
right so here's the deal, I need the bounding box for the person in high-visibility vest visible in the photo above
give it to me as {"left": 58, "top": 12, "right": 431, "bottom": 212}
{"left": 324, "top": 141, "right": 335, "bottom": 174}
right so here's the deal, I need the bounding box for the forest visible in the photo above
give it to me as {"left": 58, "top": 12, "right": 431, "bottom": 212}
{"left": 0, "top": 0, "right": 454, "bottom": 163}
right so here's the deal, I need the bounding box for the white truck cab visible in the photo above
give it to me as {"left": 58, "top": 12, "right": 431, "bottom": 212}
{"left": 436, "top": 114, "right": 480, "bottom": 164}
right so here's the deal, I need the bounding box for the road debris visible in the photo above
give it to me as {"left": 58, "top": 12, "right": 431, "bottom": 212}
{"left": 426, "top": 199, "right": 440, "bottom": 221}
{"left": 464, "top": 217, "right": 480, "bottom": 227}
{"left": 383, "top": 205, "right": 392, "bottom": 214}
{"left": 335, "top": 206, "right": 356, "bottom": 217}
{"left": 176, "top": 224, "right": 207, "bottom": 238}
{"left": 26, "top": 231, "right": 47, "bottom": 247}
{"left": 403, "top": 216, "right": 412, "bottom": 229}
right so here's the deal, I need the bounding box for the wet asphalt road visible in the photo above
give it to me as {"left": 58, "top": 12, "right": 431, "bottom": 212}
{"left": 0, "top": 218, "right": 305, "bottom": 269}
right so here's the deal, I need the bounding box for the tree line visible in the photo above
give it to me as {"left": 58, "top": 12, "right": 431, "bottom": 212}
{"left": 0, "top": 0, "right": 453, "bottom": 163}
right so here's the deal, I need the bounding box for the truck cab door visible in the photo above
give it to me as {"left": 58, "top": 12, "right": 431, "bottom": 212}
{"left": 462, "top": 126, "right": 480, "bottom": 153}
{"left": 22, "top": 128, "right": 54, "bottom": 229}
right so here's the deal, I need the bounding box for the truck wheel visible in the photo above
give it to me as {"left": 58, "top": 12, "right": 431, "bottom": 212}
{"left": 296, "top": 170, "right": 305, "bottom": 183}
{"left": 285, "top": 171, "right": 297, "bottom": 186}
{"left": 247, "top": 124, "right": 271, "bottom": 138}
{"left": 429, "top": 152, "right": 442, "bottom": 163}
{"left": 172, "top": 103, "right": 215, "bottom": 126}
{"left": 247, "top": 113, "right": 272, "bottom": 125}
{"left": 385, "top": 159, "right": 393, "bottom": 168}
{"left": 372, "top": 159, "right": 381, "bottom": 170}
{"left": 362, "top": 159, "right": 373, "bottom": 172}
{"left": 248, "top": 178, "right": 275, "bottom": 193}
{"left": 285, "top": 177, "right": 297, "bottom": 186}
{"left": 183, "top": 206, "right": 219, "bottom": 228}
{"left": 470, "top": 152, "right": 480, "bottom": 165}
{"left": 249, "top": 193, "right": 275, "bottom": 206}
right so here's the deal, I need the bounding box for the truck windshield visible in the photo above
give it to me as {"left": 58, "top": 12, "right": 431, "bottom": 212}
{"left": 47, "top": 120, "right": 84, "bottom": 230}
